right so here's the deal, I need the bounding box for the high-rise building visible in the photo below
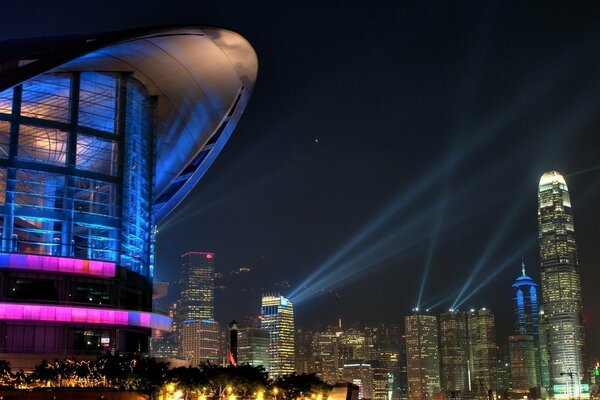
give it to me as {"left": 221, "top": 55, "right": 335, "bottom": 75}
{"left": 405, "top": 313, "right": 440, "bottom": 400}
{"left": 508, "top": 335, "right": 539, "bottom": 398}
{"left": 261, "top": 294, "right": 295, "bottom": 377}
{"left": 509, "top": 261, "right": 541, "bottom": 397}
{"left": 312, "top": 328, "right": 342, "bottom": 383}
{"left": 538, "top": 171, "right": 588, "bottom": 398}
{"left": 467, "top": 308, "right": 498, "bottom": 394}
{"left": 438, "top": 310, "right": 469, "bottom": 394}
{"left": 342, "top": 362, "right": 375, "bottom": 400}
{"left": 178, "top": 252, "right": 215, "bottom": 322}
{"left": 512, "top": 261, "right": 539, "bottom": 336}
{"left": 179, "top": 319, "right": 220, "bottom": 365}
{"left": 237, "top": 326, "right": 270, "bottom": 369}
{"left": 0, "top": 27, "right": 257, "bottom": 370}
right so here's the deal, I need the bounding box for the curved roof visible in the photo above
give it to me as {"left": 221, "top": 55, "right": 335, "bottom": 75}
{"left": 539, "top": 170, "right": 566, "bottom": 187}
{"left": 0, "top": 27, "right": 258, "bottom": 223}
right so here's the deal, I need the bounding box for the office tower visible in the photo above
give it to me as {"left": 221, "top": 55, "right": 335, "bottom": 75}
{"left": 0, "top": 27, "right": 256, "bottom": 370}
{"left": 512, "top": 261, "right": 539, "bottom": 335}
{"left": 376, "top": 347, "right": 401, "bottom": 400}
{"left": 312, "top": 328, "right": 342, "bottom": 383}
{"left": 296, "top": 328, "right": 316, "bottom": 374}
{"left": 508, "top": 335, "right": 539, "bottom": 398}
{"left": 399, "top": 335, "right": 408, "bottom": 400}
{"left": 261, "top": 294, "right": 295, "bottom": 377}
{"left": 438, "top": 310, "right": 469, "bottom": 394}
{"left": 237, "top": 327, "right": 271, "bottom": 369}
{"left": 538, "top": 308, "right": 551, "bottom": 396}
{"left": 509, "top": 261, "right": 541, "bottom": 397}
{"left": 496, "top": 344, "right": 511, "bottom": 395}
{"left": 178, "top": 252, "right": 215, "bottom": 322}
{"left": 467, "top": 308, "right": 498, "bottom": 394}
{"left": 180, "top": 319, "right": 220, "bottom": 365}
{"left": 405, "top": 313, "right": 440, "bottom": 400}
{"left": 342, "top": 362, "right": 375, "bottom": 400}
{"left": 344, "top": 329, "right": 369, "bottom": 361}
{"left": 538, "top": 171, "right": 588, "bottom": 397}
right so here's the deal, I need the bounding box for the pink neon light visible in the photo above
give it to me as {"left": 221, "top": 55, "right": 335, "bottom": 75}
{"left": 206, "top": 254, "right": 213, "bottom": 259}
{"left": 0, "top": 303, "right": 172, "bottom": 331}
{"left": 0, "top": 253, "right": 115, "bottom": 277}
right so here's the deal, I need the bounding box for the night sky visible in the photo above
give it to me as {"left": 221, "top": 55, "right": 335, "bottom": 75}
{"left": 3, "top": 2, "right": 600, "bottom": 355}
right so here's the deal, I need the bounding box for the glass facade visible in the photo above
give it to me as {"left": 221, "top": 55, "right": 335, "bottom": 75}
{"left": 404, "top": 313, "right": 440, "bottom": 400}
{"left": 0, "top": 72, "right": 155, "bottom": 278}
{"left": 261, "top": 294, "right": 295, "bottom": 377}
{"left": 537, "top": 171, "right": 587, "bottom": 395}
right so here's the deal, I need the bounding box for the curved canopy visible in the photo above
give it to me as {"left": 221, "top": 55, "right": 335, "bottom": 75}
{"left": 0, "top": 27, "right": 258, "bottom": 222}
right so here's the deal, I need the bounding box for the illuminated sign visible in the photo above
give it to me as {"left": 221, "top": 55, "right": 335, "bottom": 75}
{"left": 0, "top": 253, "right": 115, "bottom": 277}
{"left": 0, "top": 302, "right": 172, "bottom": 331}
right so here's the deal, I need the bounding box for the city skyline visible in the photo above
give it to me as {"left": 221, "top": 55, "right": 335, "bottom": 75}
{"left": 3, "top": 0, "right": 600, "bottom": 361}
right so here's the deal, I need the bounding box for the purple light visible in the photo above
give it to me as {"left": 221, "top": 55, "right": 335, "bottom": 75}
{"left": 0, "top": 253, "right": 115, "bottom": 277}
{"left": 0, "top": 303, "right": 172, "bottom": 331}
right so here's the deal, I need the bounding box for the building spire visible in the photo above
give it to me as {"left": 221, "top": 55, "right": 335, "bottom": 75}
{"left": 521, "top": 257, "right": 526, "bottom": 276}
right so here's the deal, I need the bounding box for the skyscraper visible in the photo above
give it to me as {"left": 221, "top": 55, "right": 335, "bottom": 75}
{"left": 180, "top": 319, "right": 220, "bottom": 365}
{"left": 177, "top": 252, "right": 215, "bottom": 322}
{"left": 261, "top": 294, "right": 295, "bottom": 377}
{"left": 509, "top": 261, "right": 541, "bottom": 397}
{"left": 237, "top": 326, "right": 271, "bottom": 369}
{"left": 538, "top": 171, "right": 588, "bottom": 397}
{"left": 405, "top": 313, "right": 440, "bottom": 400}
{"left": 512, "top": 261, "right": 539, "bottom": 336}
{"left": 467, "top": 308, "right": 498, "bottom": 394}
{"left": 438, "top": 310, "right": 469, "bottom": 394}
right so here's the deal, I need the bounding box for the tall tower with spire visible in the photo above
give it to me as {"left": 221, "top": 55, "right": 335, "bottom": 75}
{"left": 537, "top": 171, "right": 587, "bottom": 397}
{"left": 512, "top": 259, "right": 539, "bottom": 336}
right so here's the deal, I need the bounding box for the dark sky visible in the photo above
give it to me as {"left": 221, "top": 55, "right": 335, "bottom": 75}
{"left": 3, "top": 2, "right": 600, "bottom": 355}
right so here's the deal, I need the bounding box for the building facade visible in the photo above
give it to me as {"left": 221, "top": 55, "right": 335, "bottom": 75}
{"left": 237, "top": 326, "right": 270, "bottom": 369}
{"left": 467, "top": 308, "right": 498, "bottom": 395}
{"left": 508, "top": 335, "right": 539, "bottom": 398}
{"left": 179, "top": 319, "right": 220, "bottom": 365}
{"left": 261, "top": 294, "right": 295, "bottom": 377}
{"left": 537, "top": 171, "right": 588, "bottom": 398}
{"left": 405, "top": 313, "right": 440, "bottom": 400}
{"left": 438, "top": 310, "right": 469, "bottom": 394}
{"left": 177, "top": 252, "right": 215, "bottom": 322}
{"left": 0, "top": 27, "right": 257, "bottom": 369}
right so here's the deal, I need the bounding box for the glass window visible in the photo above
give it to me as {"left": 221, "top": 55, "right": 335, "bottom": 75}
{"left": 0, "top": 86, "right": 11, "bottom": 115}
{"left": 79, "top": 72, "right": 117, "bottom": 133}
{"left": 17, "top": 124, "right": 68, "bottom": 166}
{"left": 7, "top": 277, "right": 58, "bottom": 301}
{"left": 0, "top": 121, "right": 10, "bottom": 159}
{"left": 71, "top": 281, "right": 113, "bottom": 305}
{"left": 21, "top": 75, "right": 71, "bottom": 123}
{"left": 76, "top": 133, "right": 118, "bottom": 175}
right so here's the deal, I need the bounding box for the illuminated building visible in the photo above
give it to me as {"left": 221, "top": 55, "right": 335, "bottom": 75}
{"left": 538, "top": 308, "right": 551, "bottom": 395}
{"left": 312, "top": 328, "right": 342, "bottom": 383}
{"left": 261, "top": 294, "right": 295, "bottom": 377}
{"left": 509, "top": 261, "right": 541, "bottom": 397}
{"left": 179, "top": 319, "right": 219, "bottom": 365}
{"left": 538, "top": 171, "right": 588, "bottom": 398}
{"left": 0, "top": 27, "right": 257, "bottom": 369}
{"left": 237, "top": 326, "right": 270, "bottom": 369}
{"left": 342, "top": 362, "right": 374, "bottom": 400}
{"left": 404, "top": 313, "right": 440, "bottom": 400}
{"left": 512, "top": 261, "right": 539, "bottom": 336}
{"left": 467, "top": 308, "right": 498, "bottom": 394}
{"left": 508, "top": 335, "right": 539, "bottom": 399}
{"left": 177, "top": 252, "right": 215, "bottom": 322}
{"left": 438, "top": 310, "right": 469, "bottom": 394}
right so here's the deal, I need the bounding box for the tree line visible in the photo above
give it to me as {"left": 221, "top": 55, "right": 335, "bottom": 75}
{"left": 0, "top": 354, "right": 330, "bottom": 400}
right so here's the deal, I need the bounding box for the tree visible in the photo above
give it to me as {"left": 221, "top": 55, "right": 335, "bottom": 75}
{"left": 273, "top": 373, "right": 330, "bottom": 400}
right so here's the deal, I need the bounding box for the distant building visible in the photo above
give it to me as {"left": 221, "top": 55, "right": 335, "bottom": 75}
{"left": 177, "top": 252, "right": 215, "bottom": 323}
{"left": 237, "top": 327, "right": 270, "bottom": 369}
{"left": 509, "top": 261, "right": 541, "bottom": 397}
{"left": 405, "top": 313, "right": 440, "bottom": 400}
{"left": 467, "top": 308, "right": 498, "bottom": 394}
{"left": 438, "top": 310, "right": 469, "bottom": 394}
{"left": 312, "top": 328, "right": 343, "bottom": 383}
{"left": 261, "top": 294, "right": 295, "bottom": 377}
{"left": 538, "top": 171, "right": 588, "bottom": 398}
{"left": 508, "top": 335, "right": 539, "bottom": 399}
{"left": 179, "top": 319, "right": 220, "bottom": 365}
{"left": 343, "top": 362, "right": 374, "bottom": 400}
